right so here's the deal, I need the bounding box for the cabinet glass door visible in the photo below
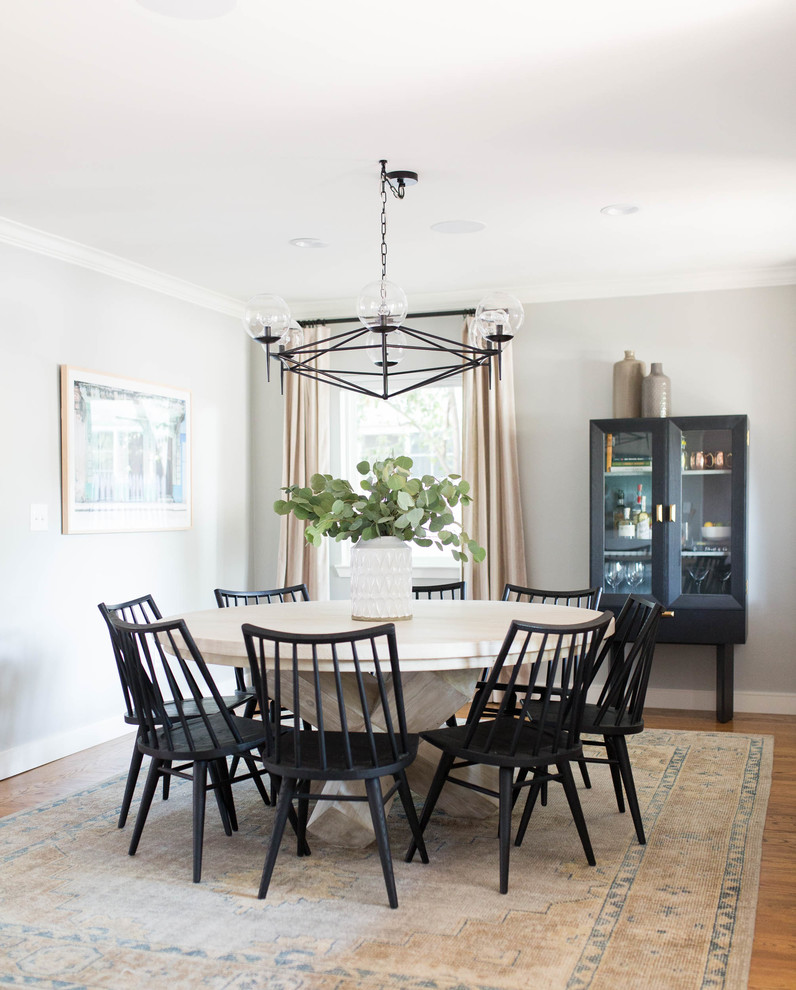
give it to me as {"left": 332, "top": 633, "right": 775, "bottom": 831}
{"left": 679, "top": 427, "right": 734, "bottom": 598}
{"left": 600, "top": 428, "right": 658, "bottom": 598}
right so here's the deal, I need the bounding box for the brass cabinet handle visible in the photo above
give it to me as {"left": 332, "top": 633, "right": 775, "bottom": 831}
{"left": 655, "top": 504, "right": 663, "bottom": 522}
{"left": 668, "top": 504, "right": 677, "bottom": 522}
{"left": 662, "top": 610, "right": 675, "bottom": 617}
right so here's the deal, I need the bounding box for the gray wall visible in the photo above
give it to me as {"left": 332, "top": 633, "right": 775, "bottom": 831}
{"left": 0, "top": 243, "right": 251, "bottom": 777}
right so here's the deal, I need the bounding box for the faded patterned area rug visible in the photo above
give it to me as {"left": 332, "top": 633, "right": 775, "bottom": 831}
{"left": 0, "top": 729, "right": 771, "bottom": 990}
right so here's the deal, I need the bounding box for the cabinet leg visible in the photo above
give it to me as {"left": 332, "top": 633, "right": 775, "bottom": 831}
{"left": 716, "top": 644, "right": 734, "bottom": 723}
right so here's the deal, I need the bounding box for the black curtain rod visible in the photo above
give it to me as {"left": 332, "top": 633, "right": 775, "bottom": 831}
{"left": 301, "top": 308, "right": 475, "bottom": 328}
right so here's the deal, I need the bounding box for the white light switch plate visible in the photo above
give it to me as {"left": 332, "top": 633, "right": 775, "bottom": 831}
{"left": 30, "top": 504, "right": 48, "bottom": 531}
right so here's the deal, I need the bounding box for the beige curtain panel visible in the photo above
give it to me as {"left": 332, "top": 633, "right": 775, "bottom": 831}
{"left": 462, "top": 317, "right": 528, "bottom": 600}
{"left": 276, "top": 327, "right": 331, "bottom": 600}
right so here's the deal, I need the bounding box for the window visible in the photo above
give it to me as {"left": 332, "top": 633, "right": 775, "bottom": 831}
{"left": 331, "top": 381, "right": 464, "bottom": 576}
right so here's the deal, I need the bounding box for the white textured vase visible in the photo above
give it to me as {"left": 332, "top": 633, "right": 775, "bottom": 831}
{"left": 350, "top": 536, "right": 413, "bottom": 621}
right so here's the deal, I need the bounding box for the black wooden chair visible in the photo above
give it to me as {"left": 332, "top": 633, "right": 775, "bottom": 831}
{"left": 213, "top": 586, "right": 310, "bottom": 713}
{"left": 99, "top": 595, "right": 257, "bottom": 828}
{"left": 106, "top": 613, "right": 279, "bottom": 882}
{"left": 406, "top": 612, "right": 612, "bottom": 893}
{"left": 570, "top": 594, "right": 662, "bottom": 844}
{"left": 242, "top": 621, "right": 429, "bottom": 908}
{"left": 495, "top": 584, "right": 603, "bottom": 794}
{"left": 502, "top": 584, "right": 602, "bottom": 608}
{"left": 214, "top": 584, "right": 310, "bottom": 607}
{"left": 412, "top": 581, "right": 466, "bottom": 725}
{"left": 513, "top": 596, "right": 663, "bottom": 847}
{"left": 412, "top": 580, "right": 466, "bottom": 600}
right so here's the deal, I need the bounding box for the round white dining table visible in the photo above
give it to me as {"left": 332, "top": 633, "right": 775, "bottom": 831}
{"left": 171, "top": 599, "right": 611, "bottom": 847}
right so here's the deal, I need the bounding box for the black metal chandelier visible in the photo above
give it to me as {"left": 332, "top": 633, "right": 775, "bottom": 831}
{"left": 242, "top": 160, "right": 524, "bottom": 400}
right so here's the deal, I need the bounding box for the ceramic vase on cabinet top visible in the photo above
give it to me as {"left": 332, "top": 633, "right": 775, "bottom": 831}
{"left": 350, "top": 535, "right": 413, "bottom": 621}
{"left": 612, "top": 351, "right": 645, "bottom": 417}
{"left": 641, "top": 362, "right": 672, "bottom": 417}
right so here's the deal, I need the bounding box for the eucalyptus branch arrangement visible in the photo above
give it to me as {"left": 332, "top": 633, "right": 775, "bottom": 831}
{"left": 274, "top": 456, "right": 486, "bottom": 562}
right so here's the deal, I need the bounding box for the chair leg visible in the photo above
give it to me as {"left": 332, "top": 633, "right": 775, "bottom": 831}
{"left": 395, "top": 771, "right": 428, "bottom": 864}
{"left": 118, "top": 743, "right": 144, "bottom": 828}
{"left": 271, "top": 773, "right": 309, "bottom": 857}
{"left": 297, "top": 780, "right": 310, "bottom": 858}
{"left": 192, "top": 761, "right": 208, "bottom": 883}
{"left": 242, "top": 752, "right": 271, "bottom": 807}
{"left": 259, "top": 777, "right": 298, "bottom": 900}
{"left": 128, "top": 757, "right": 162, "bottom": 856}
{"left": 578, "top": 758, "right": 592, "bottom": 789}
{"left": 209, "top": 759, "right": 237, "bottom": 835}
{"left": 613, "top": 736, "right": 646, "bottom": 844}
{"left": 605, "top": 737, "right": 626, "bottom": 813}
{"left": 559, "top": 761, "right": 595, "bottom": 866}
{"left": 405, "top": 751, "right": 455, "bottom": 863}
{"left": 161, "top": 761, "right": 171, "bottom": 800}
{"left": 514, "top": 768, "right": 545, "bottom": 847}
{"left": 365, "top": 777, "right": 398, "bottom": 909}
{"left": 498, "top": 766, "right": 514, "bottom": 894}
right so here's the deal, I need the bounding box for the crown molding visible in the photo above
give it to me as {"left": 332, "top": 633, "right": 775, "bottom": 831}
{"left": 292, "top": 266, "right": 796, "bottom": 321}
{"left": 0, "top": 216, "right": 243, "bottom": 318}
{"left": 2, "top": 214, "right": 793, "bottom": 322}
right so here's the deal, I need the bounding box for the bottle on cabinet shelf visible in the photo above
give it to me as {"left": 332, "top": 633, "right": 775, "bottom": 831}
{"left": 631, "top": 484, "right": 643, "bottom": 529}
{"left": 636, "top": 495, "right": 651, "bottom": 540}
{"left": 617, "top": 507, "right": 635, "bottom": 539}
{"left": 613, "top": 490, "right": 626, "bottom": 531}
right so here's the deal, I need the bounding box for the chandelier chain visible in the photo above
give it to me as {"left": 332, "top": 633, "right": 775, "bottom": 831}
{"left": 380, "top": 161, "right": 388, "bottom": 285}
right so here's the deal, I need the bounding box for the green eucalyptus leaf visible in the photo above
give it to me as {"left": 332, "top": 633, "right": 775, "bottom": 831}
{"left": 273, "top": 499, "right": 291, "bottom": 515}
{"left": 406, "top": 507, "right": 424, "bottom": 527}
{"left": 396, "top": 490, "right": 414, "bottom": 510}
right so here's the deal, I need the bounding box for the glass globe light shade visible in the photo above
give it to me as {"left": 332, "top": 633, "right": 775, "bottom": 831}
{"left": 242, "top": 293, "right": 292, "bottom": 341}
{"left": 475, "top": 291, "right": 524, "bottom": 342}
{"left": 356, "top": 279, "right": 408, "bottom": 329}
{"left": 365, "top": 329, "right": 406, "bottom": 367}
{"left": 279, "top": 320, "right": 305, "bottom": 351}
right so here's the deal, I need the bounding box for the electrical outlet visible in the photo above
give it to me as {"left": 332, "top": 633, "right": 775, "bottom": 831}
{"left": 30, "top": 504, "right": 48, "bottom": 531}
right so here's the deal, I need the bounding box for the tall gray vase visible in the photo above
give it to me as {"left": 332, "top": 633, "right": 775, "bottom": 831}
{"left": 612, "top": 350, "right": 645, "bottom": 417}
{"left": 641, "top": 362, "right": 671, "bottom": 417}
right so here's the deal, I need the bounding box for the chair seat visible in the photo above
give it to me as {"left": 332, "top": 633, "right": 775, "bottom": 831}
{"left": 580, "top": 703, "right": 643, "bottom": 736}
{"left": 123, "top": 690, "right": 256, "bottom": 726}
{"left": 138, "top": 712, "right": 268, "bottom": 761}
{"left": 262, "top": 730, "right": 419, "bottom": 781}
{"left": 422, "top": 717, "right": 582, "bottom": 769}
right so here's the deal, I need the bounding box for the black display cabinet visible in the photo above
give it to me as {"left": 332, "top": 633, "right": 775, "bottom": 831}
{"left": 590, "top": 415, "right": 748, "bottom": 721}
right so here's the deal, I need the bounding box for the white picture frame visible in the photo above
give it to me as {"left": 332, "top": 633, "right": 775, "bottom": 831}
{"left": 60, "top": 366, "right": 192, "bottom": 534}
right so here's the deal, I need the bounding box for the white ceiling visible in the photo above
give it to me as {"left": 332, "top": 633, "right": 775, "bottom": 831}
{"left": 2, "top": 0, "right": 795, "bottom": 319}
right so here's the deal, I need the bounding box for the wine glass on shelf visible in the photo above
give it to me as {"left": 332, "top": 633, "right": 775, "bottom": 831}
{"left": 687, "top": 560, "right": 711, "bottom": 594}
{"left": 716, "top": 563, "right": 732, "bottom": 593}
{"left": 624, "top": 561, "right": 645, "bottom": 593}
{"left": 604, "top": 561, "right": 624, "bottom": 593}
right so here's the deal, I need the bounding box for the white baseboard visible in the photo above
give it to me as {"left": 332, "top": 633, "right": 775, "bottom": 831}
{"left": 646, "top": 686, "right": 796, "bottom": 716}
{"left": 0, "top": 716, "right": 130, "bottom": 782}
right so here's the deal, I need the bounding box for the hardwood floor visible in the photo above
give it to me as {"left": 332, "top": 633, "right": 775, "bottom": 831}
{"left": 1, "top": 710, "right": 793, "bottom": 988}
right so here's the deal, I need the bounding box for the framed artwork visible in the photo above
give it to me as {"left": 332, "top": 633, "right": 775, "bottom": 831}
{"left": 60, "top": 366, "right": 192, "bottom": 534}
